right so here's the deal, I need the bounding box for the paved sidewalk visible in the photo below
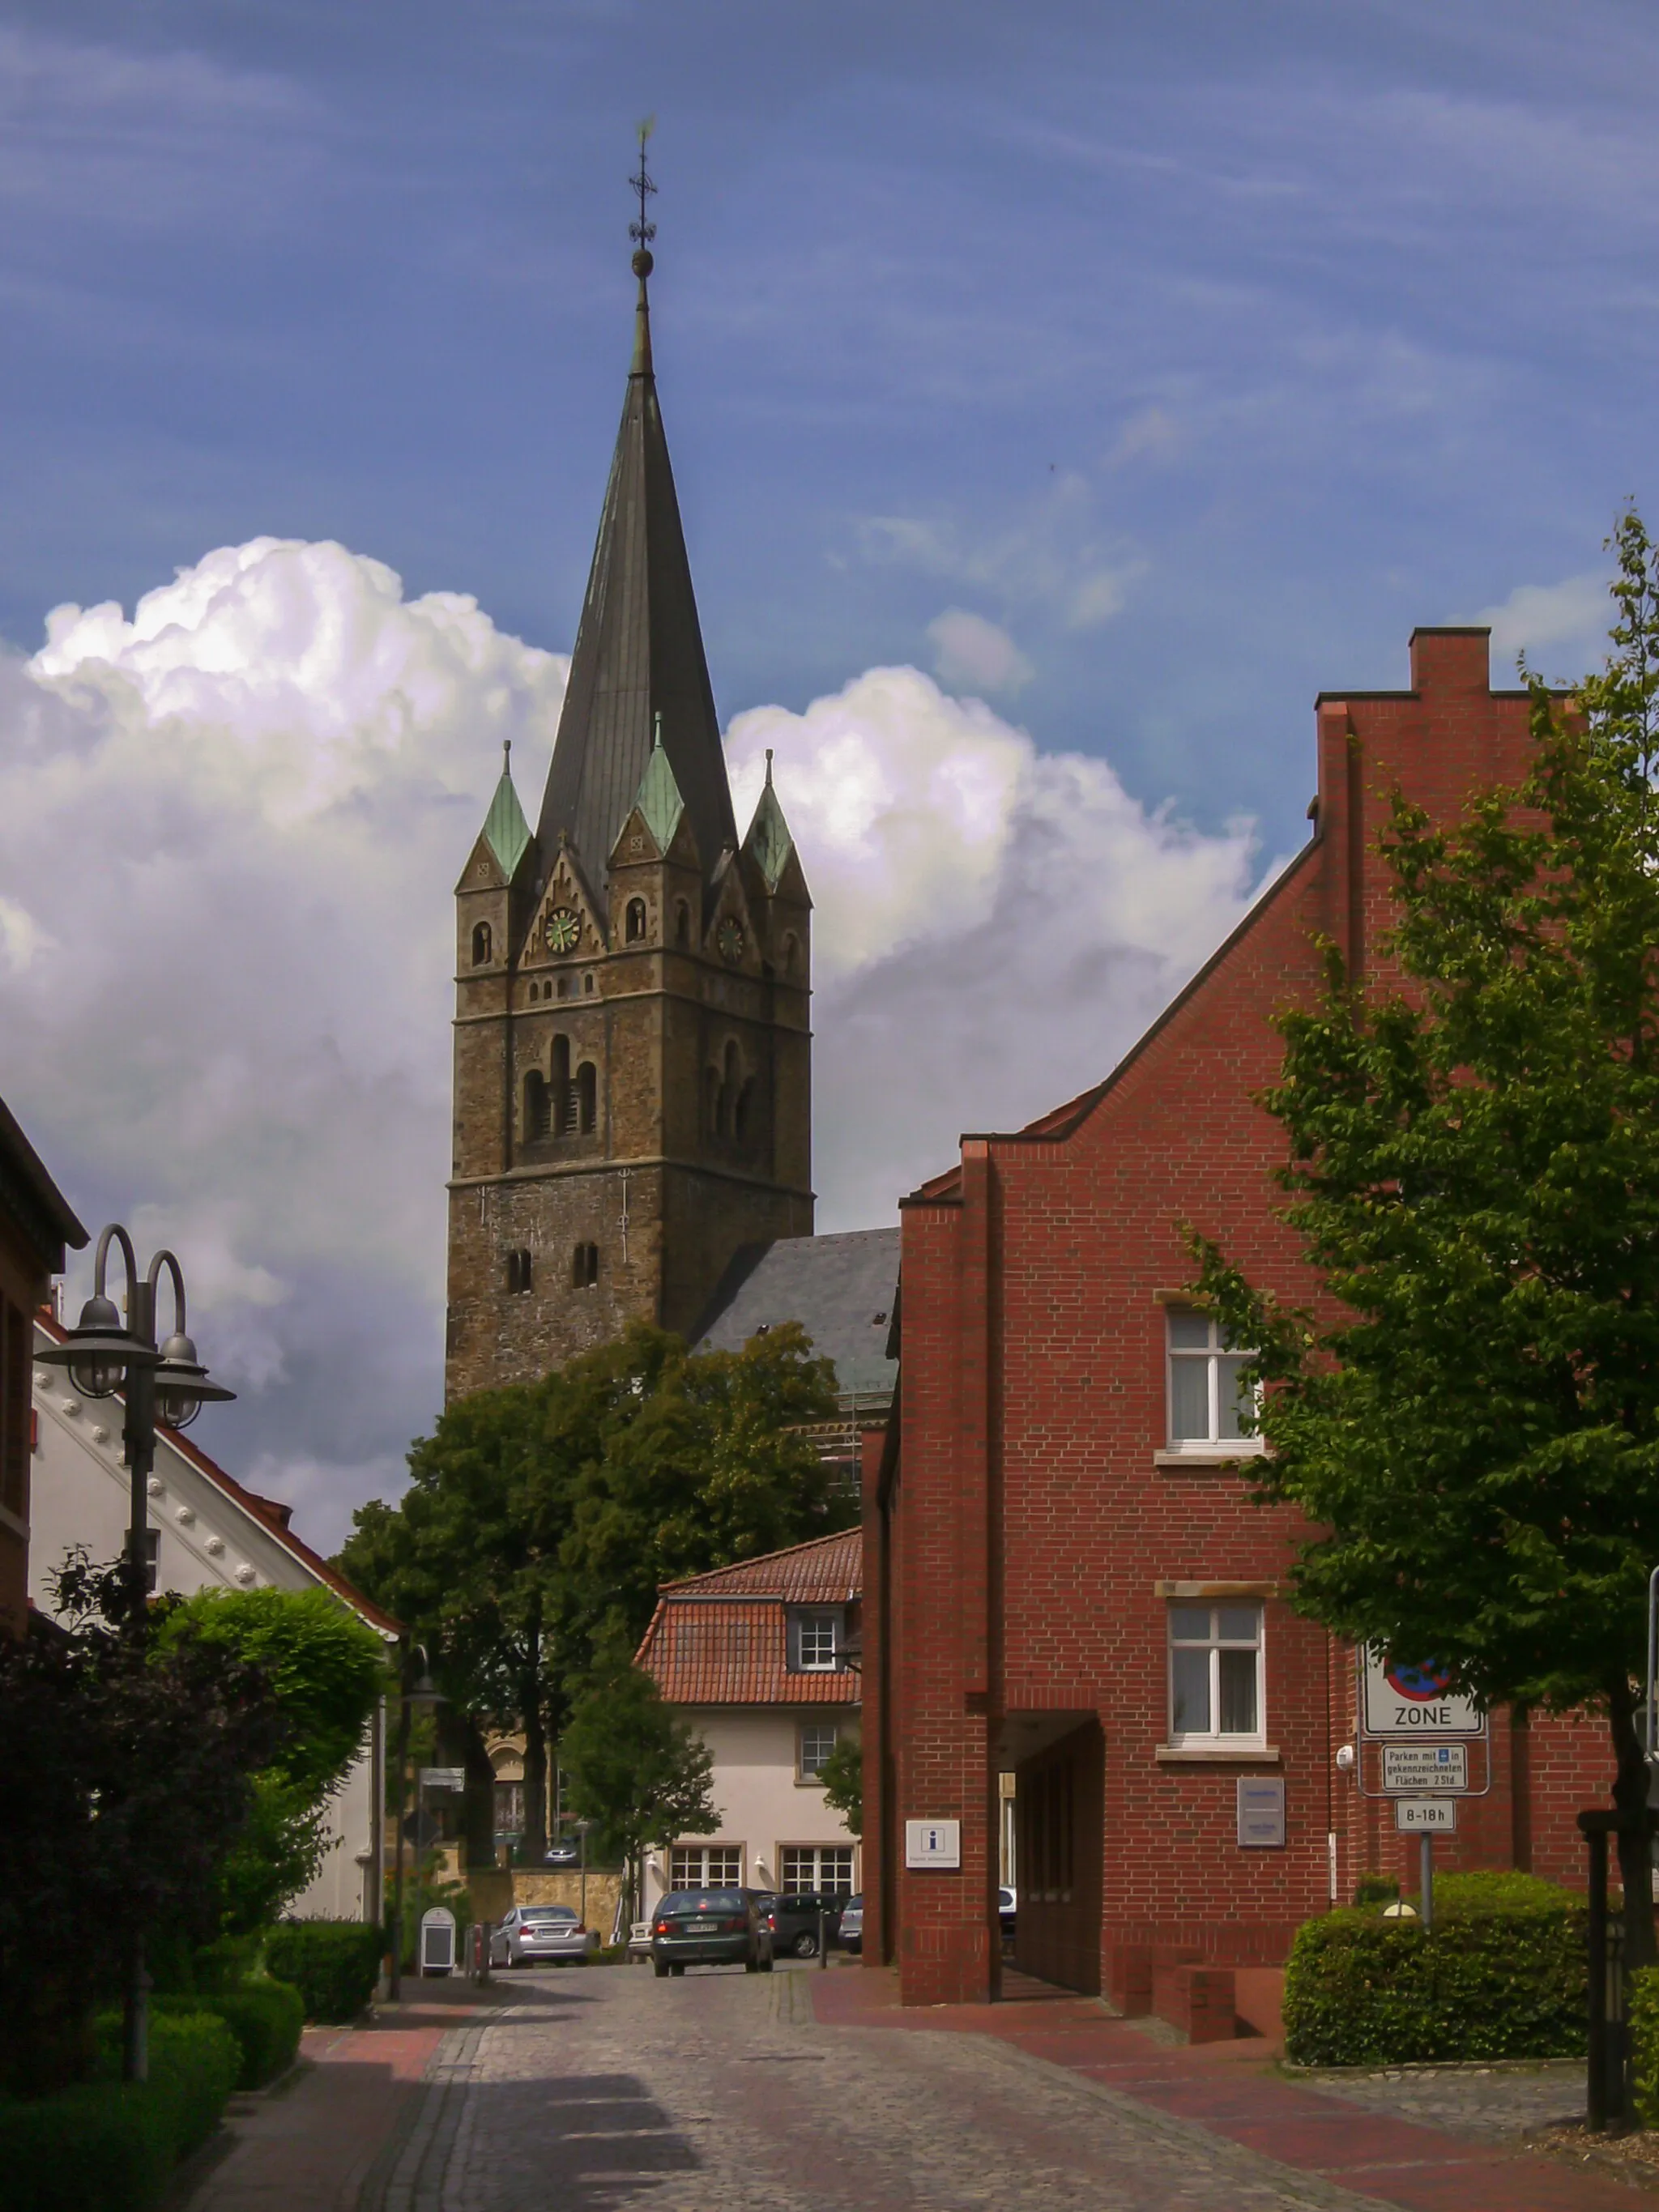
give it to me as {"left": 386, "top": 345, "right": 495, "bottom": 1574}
{"left": 811, "top": 1968, "right": 1631, "bottom": 2212}
{"left": 182, "top": 1981, "right": 499, "bottom": 2212}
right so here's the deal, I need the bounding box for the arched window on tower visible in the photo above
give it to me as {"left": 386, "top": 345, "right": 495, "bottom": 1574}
{"left": 783, "top": 931, "right": 799, "bottom": 978}
{"left": 676, "top": 900, "right": 691, "bottom": 948}
{"left": 575, "top": 1060, "right": 597, "bottom": 1136}
{"left": 625, "top": 897, "right": 647, "bottom": 944}
{"left": 733, "top": 1076, "right": 754, "bottom": 1147}
{"left": 552, "top": 1035, "right": 574, "bottom": 1136}
{"left": 471, "top": 920, "right": 493, "bottom": 966}
{"left": 713, "top": 1040, "right": 743, "bottom": 1140}
{"left": 704, "top": 1064, "right": 719, "bottom": 1138}
{"left": 571, "top": 1241, "right": 599, "bottom": 1289}
{"left": 524, "top": 1068, "right": 550, "bottom": 1141}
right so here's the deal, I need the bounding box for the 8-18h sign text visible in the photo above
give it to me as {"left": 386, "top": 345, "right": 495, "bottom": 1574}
{"left": 1361, "top": 1650, "right": 1486, "bottom": 1739}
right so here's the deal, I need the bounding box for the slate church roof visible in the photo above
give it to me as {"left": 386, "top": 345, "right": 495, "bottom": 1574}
{"left": 691, "top": 1227, "right": 900, "bottom": 1401}
{"left": 534, "top": 261, "right": 737, "bottom": 894}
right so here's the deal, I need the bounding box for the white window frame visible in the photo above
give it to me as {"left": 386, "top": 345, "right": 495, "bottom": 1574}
{"left": 778, "top": 1843, "right": 855, "bottom": 1895}
{"left": 669, "top": 1844, "right": 743, "bottom": 1889}
{"left": 1166, "top": 1600, "right": 1266, "bottom": 1749}
{"left": 792, "top": 1609, "right": 841, "bottom": 1673}
{"left": 1164, "top": 1307, "right": 1265, "bottom": 1454}
{"left": 797, "top": 1719, "right": 839, "bottom": 1782}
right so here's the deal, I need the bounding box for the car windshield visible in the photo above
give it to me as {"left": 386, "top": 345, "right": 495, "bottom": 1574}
{"left": 659, "top": 1890, "right": 745, "bottom": 1914}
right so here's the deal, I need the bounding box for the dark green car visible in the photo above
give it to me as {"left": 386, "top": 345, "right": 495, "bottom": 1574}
{"left": 650, "top": 1888, "right": 775, "bottom": 1976}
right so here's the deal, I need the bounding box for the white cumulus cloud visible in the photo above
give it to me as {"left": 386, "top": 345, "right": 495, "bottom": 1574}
{"left": 1475, "top": 569, "right": 1610, "bottom": 671}
{"left": 2, "top": 537, "right": 1265, "bottom": 1548}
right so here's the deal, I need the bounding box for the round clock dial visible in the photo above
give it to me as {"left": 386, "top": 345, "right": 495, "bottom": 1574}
{"left": 544, "top": 906, "right": 581, "bottom": 955}
{"left": 716, "top": 917, "right": 744, "bottom": 965}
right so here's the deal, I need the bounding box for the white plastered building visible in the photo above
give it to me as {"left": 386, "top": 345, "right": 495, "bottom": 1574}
{"left": 28, "top": 1313, "right": 398, "bottom": 1923}
{"left": 634, "top": 1528, "right": 861, "bottom": 1912}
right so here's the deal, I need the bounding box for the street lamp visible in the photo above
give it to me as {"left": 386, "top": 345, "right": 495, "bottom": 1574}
{"left": 38, "top": 1225, "right": 235, "bottom": 1630}
{"left": 35, "top": 1222, "right": 235, "bottom": 2086}
{"left": 388, "top": 1651, "right": 445, "bottom": 2004}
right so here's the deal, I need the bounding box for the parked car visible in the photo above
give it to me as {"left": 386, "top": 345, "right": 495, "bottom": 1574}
{"left": 488, "top": 1903, "right": 600, "bottom": 1968}
{"left": 999, "top": 1886, "right": 1017, "bottom": 1945}
{"left": 542, "top": 1840, "right": 582, "bottom": 1866}
{"left": 759, "top": 1890, "right": 848, "bottom": 1958}
{"left": 837, "top": 1895, "right": 864, "bottom": 1954}
{"left": 625, "top": 1918, "right": 653, "bottom": 1964}
{"left": 650, "top": 1888, "right": 774, "bottom": 1976}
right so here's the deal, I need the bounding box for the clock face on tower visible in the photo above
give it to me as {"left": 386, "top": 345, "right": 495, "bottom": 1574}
{"left": 716, "top": 917, "right": 744, "bottom": 965}
{"left": 544, "top": 906, "right": 581, "bottom": 955}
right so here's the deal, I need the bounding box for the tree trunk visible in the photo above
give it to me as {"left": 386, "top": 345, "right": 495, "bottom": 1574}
{"left": 1609, "top": 1681, "right": 1656, "bottom": 1971}
{"left": 522, "top": 1690, "right": 549, "bottom": 1860}
{"left": 446, "top": 1711, "right": 497, "bottom": 1874}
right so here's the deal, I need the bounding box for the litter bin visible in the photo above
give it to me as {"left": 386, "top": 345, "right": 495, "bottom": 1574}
{"left": 420, "top": 1906, "right": 457, "bottom": 1976}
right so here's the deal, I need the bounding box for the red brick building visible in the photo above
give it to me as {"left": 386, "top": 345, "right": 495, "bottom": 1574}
{"left": 864, "top": 629, "right": 1613, "bottom": 2014}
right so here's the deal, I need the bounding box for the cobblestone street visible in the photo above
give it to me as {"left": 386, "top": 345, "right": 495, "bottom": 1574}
{"left": 343, "top": 1967, "right": 1606, "bottom": 2212}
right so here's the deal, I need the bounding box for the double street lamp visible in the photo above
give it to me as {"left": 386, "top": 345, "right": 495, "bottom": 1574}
{"left": 36, "top": 1221, "right": 235, "bottom": 2078}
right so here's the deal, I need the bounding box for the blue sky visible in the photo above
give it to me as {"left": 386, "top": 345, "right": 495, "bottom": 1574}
{"left": 6, "top": 0, "right": 1659, "bottom": 1545}
{"left": 8, "top": 0, "right": 1657, "bottom": 845}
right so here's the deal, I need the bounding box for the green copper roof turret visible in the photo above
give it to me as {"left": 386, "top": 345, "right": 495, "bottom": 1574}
{"left": 744, "top": 748, "right": 795, "bottom": 892}
{"left": 632, "top": 713, "right": 687, "bottom": 854}
{"left": 483, "top": 743, "right": 532, "bottom": 879}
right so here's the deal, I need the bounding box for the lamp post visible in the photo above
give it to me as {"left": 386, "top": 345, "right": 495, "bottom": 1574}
{"left": 36, "top": 1222, "right": 235, "bottom": 2083}
{"left": 387, "top": 1651, "right": 444, "bottom": 2003}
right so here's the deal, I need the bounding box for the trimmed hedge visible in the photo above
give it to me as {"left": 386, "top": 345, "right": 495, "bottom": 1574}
{"left": 265, "top": 1920, "right": 383, "bottom": 2023}
{"left": 0, "top": 2008, "right": 240, "bottom": 2212}
{"left": 153, "top": 1983, "right": 304, "bottom": 2089}
{"left": 1630, "top": 1965, "right": 1659, "bottom": 2125}
{"left": 1283, "top": 1872, "right": 1588, "bottom": 2066}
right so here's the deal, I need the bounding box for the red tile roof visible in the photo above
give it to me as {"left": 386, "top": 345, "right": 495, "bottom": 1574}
{"left": 638, "top": 1528, "right": 862, "bottom": 1705}
{"left": 658, "top": 1526, "right": 861, "bottom": 1604}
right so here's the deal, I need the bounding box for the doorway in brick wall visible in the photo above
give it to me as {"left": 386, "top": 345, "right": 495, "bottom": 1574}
{"left": 1012, "top": 1720, "right": 1103, "bottom": 1996}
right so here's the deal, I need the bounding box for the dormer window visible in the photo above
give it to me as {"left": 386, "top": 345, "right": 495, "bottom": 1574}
{"left": 790, "top": 1609, "right": 842, "bottom": 1673}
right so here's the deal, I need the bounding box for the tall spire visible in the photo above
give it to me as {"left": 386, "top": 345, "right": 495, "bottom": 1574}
{"left": 535, "top": 134, "right": 737, "bottom": 895}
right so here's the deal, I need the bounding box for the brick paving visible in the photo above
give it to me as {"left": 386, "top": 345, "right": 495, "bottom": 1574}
{"left": 813, "top": 1969, "right": 1631, "bottom": 2212}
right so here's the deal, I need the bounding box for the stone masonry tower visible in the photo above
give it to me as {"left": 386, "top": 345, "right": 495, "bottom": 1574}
{"left": 445, "top": 233, "right": 813, "bottom": 1400}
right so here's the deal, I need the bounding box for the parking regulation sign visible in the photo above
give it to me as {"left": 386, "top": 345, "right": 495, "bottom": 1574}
{"left": 1381, "top": 1744, "right": 1467, "bottom": 1792}
{"left": 1362, "top": 1650, "right": 1485, "bottom": 1738}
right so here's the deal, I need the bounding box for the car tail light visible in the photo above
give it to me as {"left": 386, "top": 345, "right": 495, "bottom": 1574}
{"left": 766, "top": 1913, "right": 777, "bottom": 1930}
{"left": 723, "top": 1916, "right": 746, "bottom": 1933}
{"left": 573, "top": 1925, "right": 586, "bottom": 1935}
{"left": 654, "top": 1920, "right": 670, "bottom": 1935}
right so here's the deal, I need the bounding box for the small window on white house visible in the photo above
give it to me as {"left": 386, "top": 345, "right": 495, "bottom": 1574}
{"left": 1168, "top": 1602, "right": 1265, "bottom": 1744}
{"left": 1166, "top": 1308, "right": 1261, "bottom": 1449}
{"left": 780, "top": 1844, "right": 854, "bottom": 1894}
{"left": 791, "top": 1610, "right": 840, "bottom": 1672}
{"left": 798, "top": 1720, "right": 838, "bottom": 1780}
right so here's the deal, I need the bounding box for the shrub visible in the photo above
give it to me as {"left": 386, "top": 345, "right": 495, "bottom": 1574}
{"left": 0, "top": 2081, "right": 174, "bottom": 2212}
{"left": 1630, "top": 1966, "right": 1659, "bottom": 2125}
{"left": 1283, "top": 1874, "right": 1588, "bottom": 2065}
{"left": 265, "top": 1920, "right": 383, "bottom": 2022}
{"left": 152, "top": 1984, "right": 304, "bottom": 2090}
{"left": 1352, "top": 1873, "right": 1399, "bottom": 1907}
{"left": 0, "top": 2009, "right": 241, "bottom": 2210}
{"left": 95, "top": 2010, "right": 239, "bottom": 2160}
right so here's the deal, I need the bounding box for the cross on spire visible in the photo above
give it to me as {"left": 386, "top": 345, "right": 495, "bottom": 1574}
{"left": 629, "top": 119, "right": 657, "bottom": 262}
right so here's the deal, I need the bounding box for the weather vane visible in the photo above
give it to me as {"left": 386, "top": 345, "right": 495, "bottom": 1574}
{"left": 629, "top": 117, "right": 657, "bottom": 266}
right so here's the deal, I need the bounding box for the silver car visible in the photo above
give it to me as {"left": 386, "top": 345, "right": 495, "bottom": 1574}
{"left": 488, "top": 1903, "right": 600, "bottom": 1968}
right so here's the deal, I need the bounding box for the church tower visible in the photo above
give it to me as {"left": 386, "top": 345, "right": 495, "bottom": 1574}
{"left": 445, "top": 221, "right": 813, "bottom": 1401}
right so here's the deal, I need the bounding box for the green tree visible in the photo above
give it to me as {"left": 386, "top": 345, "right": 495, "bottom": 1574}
{"left": 0, "top": 1558, "right": 288, "bottom": 2093}
{"left": 816, "top": 1729, "right": 863, "bottom": 1839}
{"left": 339, "top": 1320, "right": 847, "bottom": 1864}
{"left": 1195, "top": 511, "right": 1659, "bottom": 1962}
{"left": 559, "top": 1656, "right": 717, "bottom": 1915}
{"left": 156, "top": 1587, "right": 390, "bottom": 1931}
